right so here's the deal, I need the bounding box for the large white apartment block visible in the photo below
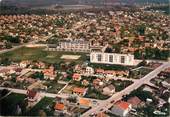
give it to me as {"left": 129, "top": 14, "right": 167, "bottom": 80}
{"left": 90, "top": 52, "right": 135, "bottom": 66}
{"left": 48, "top": 39, "right": 90, "bottom": 52}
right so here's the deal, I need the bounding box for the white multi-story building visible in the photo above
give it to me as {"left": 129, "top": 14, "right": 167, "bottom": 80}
{"left": 90, "top": 52, "right": 135, "bottom": 66}
{"left": 48, "top": 39, "right": 90, "bottom": 52}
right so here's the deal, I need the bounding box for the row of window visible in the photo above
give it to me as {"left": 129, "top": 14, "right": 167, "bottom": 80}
{"left": 96, "top": 54, "right": 126, "bottom": 63}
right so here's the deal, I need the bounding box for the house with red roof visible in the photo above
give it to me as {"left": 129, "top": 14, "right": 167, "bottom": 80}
{"left": 72, "top": 73, "right": 81, "bottom": 81}
{"left": 43, "top": 66, "right": 55, "bottom": 80}
{"left": 111, "top": 101, "right": 132, "bottom": 117}
{"left": 72, "top": 87, "right": 87, "bottom": 96}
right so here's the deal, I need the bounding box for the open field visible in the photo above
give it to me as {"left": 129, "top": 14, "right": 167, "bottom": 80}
{"left": 0, "top": 47, "right": 87, "bottom": 64}
{"left": 0, "top": 93, "right": 26, "bottom": 116}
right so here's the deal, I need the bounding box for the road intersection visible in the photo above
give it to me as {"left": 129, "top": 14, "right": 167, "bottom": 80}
{"left": 81, "top": 62, "right": 170, "bottom": 117}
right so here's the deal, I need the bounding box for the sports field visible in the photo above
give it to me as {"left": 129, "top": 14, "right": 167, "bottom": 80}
{"left": 0, "top": 47, "right": 87, "bottom": 64}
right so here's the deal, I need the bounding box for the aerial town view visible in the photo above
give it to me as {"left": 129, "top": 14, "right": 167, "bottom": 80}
{"left": 0, "top": 0, "right": 170, "bottom": 117}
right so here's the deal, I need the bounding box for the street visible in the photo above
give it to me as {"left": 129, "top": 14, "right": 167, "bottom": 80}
{"left": 81, "top": 62, "right": 170, "bottom": 117}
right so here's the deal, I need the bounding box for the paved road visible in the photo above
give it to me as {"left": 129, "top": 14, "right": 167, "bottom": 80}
{"left": 81, "top": 62, "right": 170, "bottom": 117}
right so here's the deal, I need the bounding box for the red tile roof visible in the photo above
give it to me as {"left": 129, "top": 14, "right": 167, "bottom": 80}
{"left": 73, "top": 87, "right": 86, "bottom": 94}
{"left": 54, "top": 103, "right": 65, "bottom": 110}
{"left": 116, "top": 101, "right": 130, "bottom": 110}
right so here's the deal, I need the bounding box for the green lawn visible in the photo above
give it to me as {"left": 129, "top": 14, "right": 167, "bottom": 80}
{"left": 0, "top": 47, "right": 87, "bottom": 64}
{"left": 129, "top": 67, "right": 153, "bottom": 79}
{"left": 44, "top": 81, "right": 65, "bottom": 94}
{"left": 85, "top": 87, "right": 110, "bottom": 100}
{"left": 89, "top": 63, "right": 130, "bottom": 71}
{"left": 24, "top": 97, "right": 55, "bottom": 116}
{"left": 111, "top": 80, "right": 133, "bottom": 92}
{"left": 0, "top": 93, "right": 26, "bottom": 116}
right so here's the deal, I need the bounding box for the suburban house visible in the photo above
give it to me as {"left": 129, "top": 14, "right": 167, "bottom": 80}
{"left": 13, "top": 68, "right": 23, "bottom": 75}
{"left": 96, "top": 112, "right": 107, "bottom": 117}
{"left": 84, "top": 66, "right": 94, "bottom": 75}
{"left": 72, "top": 87, "right": 87, "bottom": 96}
{"left": 161, "top": 80, "right": 170, "bottom": 88}
{"left": 26, "top": 90, "right": 40, "bottom": 102}
{"left": 20, "top": 60, "right": 30, "bottom": 68}
{"left": 34, "top": 61, "right": 46, "bottom": 69}
{"left": 82, "top": 79, "right": 89, "bottom": 86}
{"left": 43, "top": 66, "right": 55, "bottom": 80}
{"left": 127, "top": 96, "right": 143, "bottom": 108}
{"left": 93, "top": 78, "right": 104, "bottom": 88}
{"left": 54, "top": 103, "right": 65, "bottom": 112}
{"left": 111, "top": 101, "right": 132, "bottom": 117}
{"left": 78, "top": 98, "right": 91, "bottom": 108}
{"left": 102, "top": 84, "right": 115, "bottom": 96}
{"left": 72, "top": 73, "right": 81, "bottom": 81}
{"left": 0, "top": 68, "right": 15, "bottom": 79}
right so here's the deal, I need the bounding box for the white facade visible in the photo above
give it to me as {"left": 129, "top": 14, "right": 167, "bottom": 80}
{"left": 90, "top": 52, "right": 135, "bottom": 66}
{"left": 48, "top": 39, "right": 90, "bottom": 52}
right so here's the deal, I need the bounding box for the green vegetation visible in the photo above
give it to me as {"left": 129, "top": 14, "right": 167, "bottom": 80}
{"left": 134, "top": 47, "right": 170, "bottom": 60}
{"left": 0, "top": 93, "right": 26, "bottom": 116}
{"left": 129, "top": 67, "right": 153, "bottom": 79}
{"left": 55, "top": 18, "right": 66, "bottom": 27}
{"left": 85, "top": 87, "right": 109, "bottom": 100}
{"left": 31, "top": 71, "right": 44, "bottom": 80}
{"left": 0, "top": 58, "right": 11, "bottom": 66}
{"left": 44, "top": 81, "right": 65, "bottom": 94}
{"left": 0, "top": 35, "right": 20, "bottom": 43}
{"left": 0, "top": 47, "right": 87, "bottom": 64}
{"left": 111, "top": 80, "right": 133, "bottom": 92}
{"left": 25, "top": 97, "right": 54, "bottom": 116}
{"left": 123, "top": 87, "right": 156, "bottom": 103}
{"left": 89, "top": 63, "right": 129, "bottom": 71}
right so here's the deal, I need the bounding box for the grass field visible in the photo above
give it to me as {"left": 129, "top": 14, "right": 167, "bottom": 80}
{"left": 0, "top": 47, "right": 87, "bottom": 64}
{"left": 0, "top": 93, "right": 26, "bottom": 116}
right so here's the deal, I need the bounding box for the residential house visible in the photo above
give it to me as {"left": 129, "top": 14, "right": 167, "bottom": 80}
{"left": 72, "top": 87, "right": 87, "bottom": 96}
{"left": 161, "top": 80, "right": 170, "bottom": 88}
{"left": 111, "top": 101, "right": 132, "bottom": 117}
{"left": 13, "top": 68, "right": 23, "bottom": 75}
{"left": 127, "top": 96, "right": 143, "bottom": 108}
{"left": 54, "top": 103, "right": 67, "bottom": 116}
{"left": 102, "top": 84, "right": 115, "bottom": 96}
{"left": 26, "top": 90, "right": 40, "bottom": 102}
{"left": 96, "top": 112, "right": 107, "bottom": 117}
{"left": 85, "top": 66, "right": 94, "bottom": 76}
{"left": 43, "top": 66, "right": 55, "bottom": 80}
{"left": 20, "top": 60, "right": 30, "bottom": 68}
{"left": 82, "top": 80, "right": 89, "bottom": 86}
{"left": 35, "top": 61, "right": 46, "bottom": 69}
{"left": 93, "top": 78, "right": 104, "bottom": 89}
{"left": 96, "top": 69, "right": 105, "bottom": 75}
{"left": 72, "top": 73, "right": 81, "bottom": 81}
{"left": 0, "top": 68, "right": 15, "bottom": 79}
{"left": 54, "top": 103, "right": 65, "bottom": 112}
{"left": 78, "top": 98, "right": 91, "bottom": 108}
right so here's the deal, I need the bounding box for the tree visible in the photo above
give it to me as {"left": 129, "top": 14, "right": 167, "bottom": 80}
{"left": 31, "top": 71, "right": 44, "bottom": 80}
{"left": 11, "top": 73, "right": 17, "bottom": 82}
{"left": 3, "top": 35, "right": 20, "bottom": 43}
{"left": 5, "top": 42, "right": 12, "bottom": 49}
{"left": 67, "top": 96, "right": 77, "bottom": 103}
{"left": 0, "top": 58, "right": 11, "bottom": 66}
